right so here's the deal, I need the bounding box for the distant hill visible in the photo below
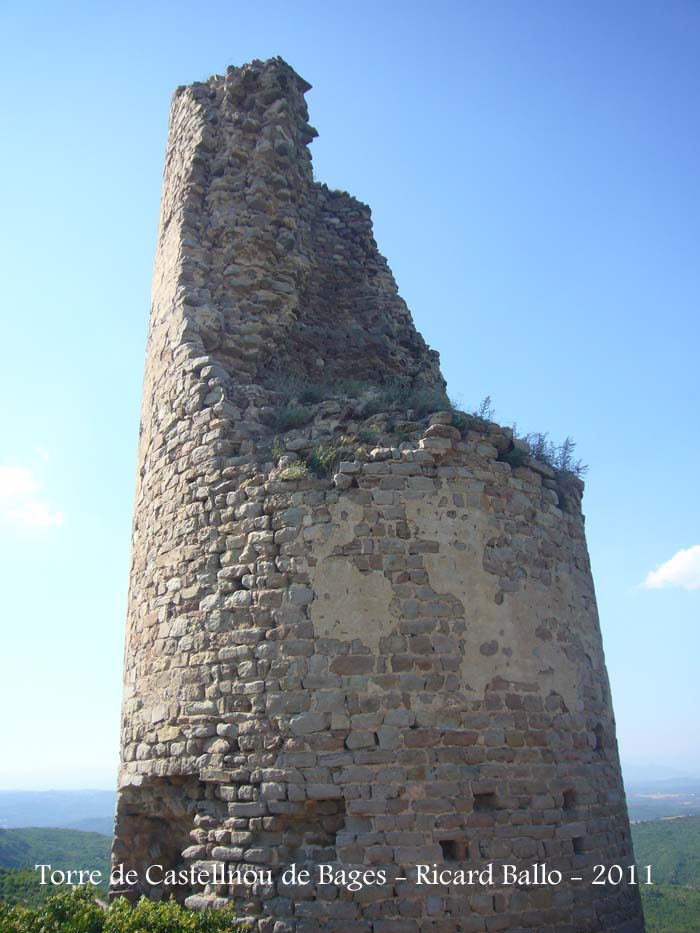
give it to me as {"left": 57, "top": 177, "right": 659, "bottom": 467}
{"left": 0, "top": 790, "right": 114, "bottom": 833}
{"left": 632, "top": 814, "right": 700, "bottom": 931}
{"left": 0, "top": 827, "right": 111, "bottom": 876}
{"left": 0, "top": 827, "right": 111, "bottom": 907}
{"left": 632, "top": 814, "right": 700, "bottom": 886}
{"left": 626, "top": 777, "right": 700, "bottom": 821}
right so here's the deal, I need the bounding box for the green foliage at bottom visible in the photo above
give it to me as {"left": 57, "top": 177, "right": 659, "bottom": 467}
{"left": 0, "top": 887, "right": 246, "bottom": 933}
{"left": 0, "top": 868, "right": 55, "bottom": 907}
{"left": 640, "top": 883, "right": 700, "bottom": 932}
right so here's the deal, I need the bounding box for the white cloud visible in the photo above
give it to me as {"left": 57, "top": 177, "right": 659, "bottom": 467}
{"left": 643, "top": 545, "right": 700, "bottom": 592}
{"left": 0, "top": 464, "right": 37, "bottom": 498}
{"left": 36, "top": 446, "right": 50, "bottom": 461}
{"left": 0, "top": 460, "right": 63, "bottom": 530}
{"left": 9, "top": 501, "right": 64, "bottom": 529}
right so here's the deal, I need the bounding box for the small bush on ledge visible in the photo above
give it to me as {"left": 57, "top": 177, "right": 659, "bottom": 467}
{"left": 356, "top": 428, "right": 380, "bottom": 445}
{"left": 297, "top": 385, "right": 324, "bottom": 405}
{"left": 306, "top": 443, "right": 353, "bottom": 478}
{"left": 279, "top": 461, "right": 308, "bottom": 481}
{"left": 264, "top": 374, "right": 453, "bottom": 424}
{"left": 306, "top": 444, "right": 340, "bottom": 478}
{"left": 522, "top": 433, "right": 588, "bottom": 478}
{"left": 364, "top": 380, "right": 451, "bottom": 418}
{"left": 268, "top": 404, "right": 310, "bottom": 433}
{"left": 498, "top": 445, "right": 529, "bottom": 469}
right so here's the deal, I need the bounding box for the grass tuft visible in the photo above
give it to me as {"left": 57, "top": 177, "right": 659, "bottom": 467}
{"left": 279, "top": 461, "right": 307, "bottom": 481}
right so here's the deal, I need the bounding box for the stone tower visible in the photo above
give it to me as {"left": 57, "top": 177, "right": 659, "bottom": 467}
{"left": 113, "top": 58, "right": 644, "bottom": 932}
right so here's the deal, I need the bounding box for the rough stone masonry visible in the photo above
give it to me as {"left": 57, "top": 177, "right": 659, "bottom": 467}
{"left": 112, "top": 57, "right": 645, "bottom": 932}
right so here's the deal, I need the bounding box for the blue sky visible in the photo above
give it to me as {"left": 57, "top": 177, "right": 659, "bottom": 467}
{"left": 0, "top": 0, "right": 698, "bottom": 789}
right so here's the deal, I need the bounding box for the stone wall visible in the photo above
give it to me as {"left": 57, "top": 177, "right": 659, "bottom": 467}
{"left": 113, "top": 57, "right": 644, "bottom": 932}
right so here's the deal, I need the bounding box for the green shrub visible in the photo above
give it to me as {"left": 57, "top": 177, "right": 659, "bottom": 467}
{"left": 362, "top": 380, "right": 451, "bottom": 418}
{"left": 297, "top": 385, "right": 324, "bottom": 405}
{"left": 269, "top": 405, "right": 309, "bottom": 433}
{"left": 461, "top": 397, "right": 588, "bottom": 480}
{"left": 271, "top": 437, "right": 285, "bottom": 460}
{"left": 105, "top": 895, "right": 242, "bottom": 932}
{"left": 523, "top": 432, "right": 588, "bottom": 478}
{"left": 450, "top": 411, "right": 471, "bottom": 435}
{"left": 408, "top": 387, "right": 451, "bottom": 417}
{"left": 0, "top": 886, "right": 104, "bottom": 932}
{"left": 279, "top": 461, "right": 307, "bottom": 481}
{"left": 498, "top": 446, "right": 528, "bottom": 469}
{"left": 0, "top": 888, "right": 246, "bottom": 933}
{"left": 269, "top": 376, "right": 373, "bottom": 405}
{"left": 471, "top": 395, "right": 495, "bottom": 421}
{"left": 356, "top": 428, "right": 379, "bottom": 446}
{"left": 0, "top": 868, "right": 55, "bottom": 908}
{"left": 554, "top": 436, "right": 588, "bottom": 476}
{"left": 334, "top": 378, "right": 369, "bottom": 398}
{"left": 385, "top": 382, "right": 441, "bottom": 415}
{"left": 306, "top": 444, "right": 351, "bottom": 478}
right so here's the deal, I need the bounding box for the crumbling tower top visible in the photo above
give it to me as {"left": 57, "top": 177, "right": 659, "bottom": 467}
{"left": 159, "top": 55, "right": 444, "bottom": 401}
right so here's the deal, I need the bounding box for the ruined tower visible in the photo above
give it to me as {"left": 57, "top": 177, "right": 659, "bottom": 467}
{"left": 113, "top": 58, "right": 644, "bottom": 932}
